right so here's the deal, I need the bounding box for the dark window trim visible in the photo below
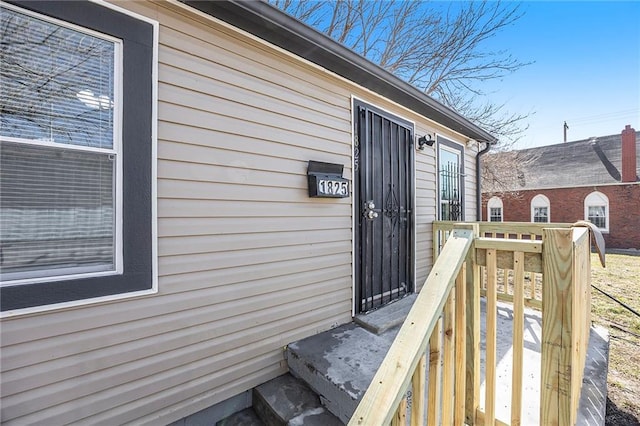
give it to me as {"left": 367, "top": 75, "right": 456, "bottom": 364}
{"left": 437, "top": 136, "right": 465, "bottom": 221}
{"left": 1, "top": 1, "right": 155, "bottom": 311}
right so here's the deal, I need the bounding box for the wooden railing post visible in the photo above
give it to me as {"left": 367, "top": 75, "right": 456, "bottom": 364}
{"left": 427, "top": 319, "right": 442, "bottom": 426}
{"left": 411, "top": 354, "right": 426, "bottom": 426}
{"left": 511, "top": 251, "right": 525, "bottom": 425}
{"left": 485, "top": 248, "right": 498, "bottom": 424}
{"left": 349, "top": 229, "right": 473, "bottom": 426}
{"left": 464, "top": 223, "right": 480, "bottom": 425}
{"left": 454, "top": 262, "right": 467, "bottom": 425}
{"left": 436, "top": 221, "right": 480, "bottom": 425}
{"left": 540, "top": 227, "right": 590, "bottom": 426}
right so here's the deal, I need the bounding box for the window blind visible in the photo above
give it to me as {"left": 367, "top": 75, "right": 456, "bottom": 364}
{"left": 0, "top": 142, "right": 115, "bottom": 281}
{"left": 0, "top": 5, "right": 115, "bottom": 148}
{"left": 0, "top": 5, "right": 118, "bottom": 283}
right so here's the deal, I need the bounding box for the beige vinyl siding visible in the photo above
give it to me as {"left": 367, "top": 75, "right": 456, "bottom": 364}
{"left": 0, "top": 1, "right": 478, "bottom": 424}
{"left": 414, "top": 125, "right": 438, "bottom": 290}
{"left": 464, "top": 142, "right": 480, "bottom": 220}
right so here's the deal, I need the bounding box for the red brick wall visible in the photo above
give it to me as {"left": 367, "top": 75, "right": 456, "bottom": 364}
{"left": 482, "top": 184, "right": 640, "bottom": 249}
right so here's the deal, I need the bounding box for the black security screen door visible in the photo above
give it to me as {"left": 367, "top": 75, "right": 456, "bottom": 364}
{"left": 354, "top": 101, "right": 414, "bottom": 313}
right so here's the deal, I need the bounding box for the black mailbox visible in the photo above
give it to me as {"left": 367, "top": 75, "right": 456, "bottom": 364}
{"left": 307, "top": 161, "right": 350, "bottom": 198}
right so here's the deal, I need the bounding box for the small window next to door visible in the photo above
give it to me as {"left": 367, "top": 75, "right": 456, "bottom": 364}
{"left": 438, "top": 137, "right": 464, "bottom": 221}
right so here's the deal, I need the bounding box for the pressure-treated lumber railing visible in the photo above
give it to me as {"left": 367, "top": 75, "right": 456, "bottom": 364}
{"left": 349, "top": 228, "right": 474, "bottom": 425}
{"left": 349, "top": 222, "right": 593, "bottom": 425}
{"left": 540, "top": 226, "right": 592, "bottom": 425}
{"left": 434, "top": 221, "right": 573, "bottom": 311}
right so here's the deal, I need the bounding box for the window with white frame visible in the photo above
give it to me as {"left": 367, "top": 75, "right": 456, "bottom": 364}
{"left": 531, "top": 194, "right": 550, "bottom": 223}
{"left": 584, "top": 191, "right": 609, "bottom": 232}
{"left": 1, "top": 5, "right": 120, "bottom": 282}
{"left": 438, "top": 137, "right": 464, "bottom": 221}
{"left": 0, "top": 2, "right": 155, "bottom": 312}
{"left": 487, "top": 196, "right": 503, "bottom": 222}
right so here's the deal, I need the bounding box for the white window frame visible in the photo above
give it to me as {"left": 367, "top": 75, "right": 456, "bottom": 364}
{"left": 584, "top": 191, "right": 609, "bottom": 233}
{"left": 0, "top": 3, "right": 124, "bottom": 286}
{"left": 437, "top": 137, "right": 465, "bottom": 221}
{"left": 531, "top": 194, "right": 550, "bottom": 223}
{"left": 487, "top": 196, "right": 503, "bottom": 222}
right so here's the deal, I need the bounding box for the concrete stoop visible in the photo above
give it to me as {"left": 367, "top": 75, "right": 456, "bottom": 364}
{"left": 218, "top": 374, "right": 343, "bottom": 426}
{"left": 219, "top": 295, "right": 609, "bottom": 425}
{"left": 253, "top": 374, "right": 343, "bottom": 426}
{"left": 286, "top": 321, "right": 404, "bottom": 422}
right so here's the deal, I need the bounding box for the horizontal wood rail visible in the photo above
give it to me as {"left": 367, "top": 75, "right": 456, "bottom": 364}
{"left": 349, "top": 229, "right": 474, "bottom": 426}
{"left": 435, "top": 222, "right": 572, "bottom": 311}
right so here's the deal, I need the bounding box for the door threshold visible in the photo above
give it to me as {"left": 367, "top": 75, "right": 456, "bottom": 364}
{"left": 354, "top": 293, "right": 417, "bottom": 335}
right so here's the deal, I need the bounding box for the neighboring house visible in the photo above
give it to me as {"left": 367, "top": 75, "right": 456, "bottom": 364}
{"left": 482, "top": 125, "right": 640, "bottom": 249}
{"left": 0, "top": 1, "right": 495, "bottom": 424}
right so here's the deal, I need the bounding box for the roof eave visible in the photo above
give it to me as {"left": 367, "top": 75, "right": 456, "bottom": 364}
{"left": 181, "top": 0, "right": 497, "bottom": 144}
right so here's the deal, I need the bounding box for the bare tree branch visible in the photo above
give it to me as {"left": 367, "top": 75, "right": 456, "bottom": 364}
{"left": 269, "top": 0, "right": 531, "bottom": 148}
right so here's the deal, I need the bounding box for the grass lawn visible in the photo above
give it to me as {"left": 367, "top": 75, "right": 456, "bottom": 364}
{"left": 590, "top": 253, "right": 640, "bottom": 425}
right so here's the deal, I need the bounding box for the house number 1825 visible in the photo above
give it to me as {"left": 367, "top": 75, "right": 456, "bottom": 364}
{"left": 318, "top": 179, "right": 349, "bottom": 196}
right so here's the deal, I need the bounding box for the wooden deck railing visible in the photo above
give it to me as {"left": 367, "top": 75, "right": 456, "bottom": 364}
{"left": 349, "top": 228, "right": 474, "bottom": 425}
{"left": 349, "top": 222, "right": 594, "bottom": 426}
{"left": 434, "top": 221, "right": 573, "bottom": 310}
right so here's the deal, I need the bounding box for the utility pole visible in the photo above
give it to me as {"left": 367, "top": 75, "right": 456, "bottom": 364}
{"left": 563, "top": 121, "right": 569, "bottom": 143}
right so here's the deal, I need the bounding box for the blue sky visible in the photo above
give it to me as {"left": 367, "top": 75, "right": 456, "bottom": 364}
{"left": 478, "top": 1, "right": 640, "bottom": 149}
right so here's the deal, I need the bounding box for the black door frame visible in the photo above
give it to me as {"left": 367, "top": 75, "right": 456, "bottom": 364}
{"left": 353, "top": 99, "right": 415, "bottom": 314}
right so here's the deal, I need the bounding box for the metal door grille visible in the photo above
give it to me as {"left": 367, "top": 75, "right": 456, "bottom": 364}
{"left": 440, "top": 161, "right": 462, "bottom": 221}
{"left": 355, "top": 103, "right": 414, "bottom": 313}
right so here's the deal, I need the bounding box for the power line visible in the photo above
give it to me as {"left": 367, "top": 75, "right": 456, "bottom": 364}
{"left": 566, "top": 109, "right": 638, "bottom": 124}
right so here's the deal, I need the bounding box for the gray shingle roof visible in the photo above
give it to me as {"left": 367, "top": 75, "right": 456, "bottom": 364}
{"left": 486, "top": 131, "right": 640, "bottom": 190}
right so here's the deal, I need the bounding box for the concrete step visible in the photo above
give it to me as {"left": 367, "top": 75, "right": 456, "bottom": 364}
{"left": 252, "top": 373, "right": 343, "bottom": 426}
{"left": 286, "top": 322, "right": 401, "bottom": 423}
{"left": 217, "top": 407, "right": 265, "bottom": 426}
{"left": 285, "top": 294, "right": 608, "bottom": 425}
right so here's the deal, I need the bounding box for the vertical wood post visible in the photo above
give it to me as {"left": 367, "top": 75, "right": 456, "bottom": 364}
{"left": 454, "top": 263, "right": 467, "bottom": 425}
{"left": 392, "top": 398, "right": 407, "bottom": 426}
{"left": 411, "top": 354, "right": 427, "bottom": 426}
{"left": 427, "top": 319, "right": 442, "bottom": 426}
{"left": 541, "top": 228, "right": 575, "bottom": 426}
{"left": 464, "top": 223, "right": 480, "bottom": 425}
{"left": 511, "top": 251, "right": 525, "bottom": 425}
{"left": 442, "top": 292, "right": 455, "bottom": 424}
{"left": 485, "top": 249, "right": 498, "bottom": 424}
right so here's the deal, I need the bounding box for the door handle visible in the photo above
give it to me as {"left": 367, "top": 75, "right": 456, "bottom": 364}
{"left": 363, "top": 200, "right": 379, "bottom": 220}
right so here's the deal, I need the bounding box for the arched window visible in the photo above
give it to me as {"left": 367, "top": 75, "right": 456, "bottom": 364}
{"left": 584, "top": 191, "right": 609, "bottom": 232}
{"left": 531, "top": 194, "right": 550, "bottom": 223}
{"left": 487, "top": 196, "right": 503, "bottom": 222}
